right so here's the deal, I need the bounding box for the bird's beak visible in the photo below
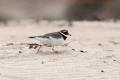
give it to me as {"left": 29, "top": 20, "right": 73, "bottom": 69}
{"left": 68, "top": 33, "right": 71, "bottom": 36}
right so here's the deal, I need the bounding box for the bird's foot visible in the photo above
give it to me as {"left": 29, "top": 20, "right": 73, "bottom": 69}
{"left": 52, "top": 48, "right": 59, "bottom": 53}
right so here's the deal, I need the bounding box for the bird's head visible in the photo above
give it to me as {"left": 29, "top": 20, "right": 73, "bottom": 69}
{"left": 59, "top": 29, "right": 71, "bottom": 37}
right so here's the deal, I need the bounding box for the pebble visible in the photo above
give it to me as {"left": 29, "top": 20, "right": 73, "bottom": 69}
{"left": 101, "top": 70, "right": 104, "bottom": 72}
{"left": 113, "top": 59, "right": 116, "bottom": 61}
{"left": 41, "top": 61, "right": 45, "bottom": 64}
{"left": 19, "top": 51, "right": 22, "bottom": 53}
{"left": 98, "top": 43, "right": 102, "bottom": 46}
{"left": 80, "top": 50, "right": 87, "bottom": 53}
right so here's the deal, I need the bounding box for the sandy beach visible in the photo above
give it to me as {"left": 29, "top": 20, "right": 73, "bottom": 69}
{"left": 0, "top": 20, "right": 120, "bottom": 80}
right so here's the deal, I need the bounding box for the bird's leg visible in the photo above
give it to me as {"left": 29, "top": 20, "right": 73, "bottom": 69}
{"left": 52, "top": 46, "right": 59, "bottom": 53}
{"left": 36, "top": 45, "right": 42, "bottom": 53}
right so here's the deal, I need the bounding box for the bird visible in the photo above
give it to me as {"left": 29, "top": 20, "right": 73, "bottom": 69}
{"left": 29, "top": 29, "right": 71, "bottom": 53}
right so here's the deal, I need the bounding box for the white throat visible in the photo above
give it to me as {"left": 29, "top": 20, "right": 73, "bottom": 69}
{"left": 59, "top": 32, "right": 67, "bottom": 38}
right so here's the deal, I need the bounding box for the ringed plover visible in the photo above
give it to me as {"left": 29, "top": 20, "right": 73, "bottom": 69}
{"left": 29, "top": 29, "right": 71, "bottom": 53}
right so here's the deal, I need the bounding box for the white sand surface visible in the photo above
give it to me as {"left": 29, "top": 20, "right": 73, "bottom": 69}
{"left": 0, "top": 20, "right": 120, "bottom": 80}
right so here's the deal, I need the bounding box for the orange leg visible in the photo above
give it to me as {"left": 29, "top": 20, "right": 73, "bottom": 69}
{"left": 52, "top": 47, "right": 59, "bottom": 53}
{"left": 36, "top": 45, "right": 42, "bottom": 53}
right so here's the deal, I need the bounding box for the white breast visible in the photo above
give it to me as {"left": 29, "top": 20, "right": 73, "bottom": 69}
{"left": 49, "top": 36, "right": 64, "bottom": 46}
{"left": 35, "top": 37, "right": 64, "bottom": 46}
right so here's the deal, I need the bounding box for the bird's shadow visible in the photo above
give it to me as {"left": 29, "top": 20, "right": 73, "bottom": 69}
{"left": 31, "top": 45, "right": 73, "bottom": 56}
{"left": 36, "top": 50, "right": 69, "bottom": 56}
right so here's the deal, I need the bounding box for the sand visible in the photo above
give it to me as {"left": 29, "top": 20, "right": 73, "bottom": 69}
{"left": 0, "top": 20, "right": 120, "bottom": 80}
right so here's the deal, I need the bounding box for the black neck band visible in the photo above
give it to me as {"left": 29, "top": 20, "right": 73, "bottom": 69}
{"left": 59, "top": 32, "right": 67, "bottom": 40}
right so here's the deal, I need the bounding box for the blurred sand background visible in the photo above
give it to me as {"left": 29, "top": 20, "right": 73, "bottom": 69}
{"left": 0, "top": 21, "right": 120, "bottom": 80}
{"left": 0, "top": 0, "right": 120, "bottom": 80}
